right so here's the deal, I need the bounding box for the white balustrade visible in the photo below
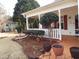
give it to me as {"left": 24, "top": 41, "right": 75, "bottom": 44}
{"left": 51, "top": 29, "right": 60, "bottom": 39}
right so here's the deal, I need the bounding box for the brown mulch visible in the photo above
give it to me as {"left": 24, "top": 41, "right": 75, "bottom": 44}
{"left": 13, "top": 36, "right": 59, "bottom": 58}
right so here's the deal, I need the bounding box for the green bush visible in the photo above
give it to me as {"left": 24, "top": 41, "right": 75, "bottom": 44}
{"left": 16, "top": 26, "right": 21, "bottom": 33}
{"left": 24, "top": 30, "right": 45, "bottom": 36}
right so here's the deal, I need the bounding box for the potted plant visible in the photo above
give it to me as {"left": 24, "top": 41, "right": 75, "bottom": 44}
{"left": 52, "top": 44, "right": 64, "bottom": 56}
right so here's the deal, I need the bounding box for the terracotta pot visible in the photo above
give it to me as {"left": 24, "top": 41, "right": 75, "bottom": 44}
{"left": 52, "top": 44, "right": 64, "bottom": 56}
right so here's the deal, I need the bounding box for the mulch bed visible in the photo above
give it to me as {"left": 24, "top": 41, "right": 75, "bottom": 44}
{"left": 13, "top": 36, "right": 59, "bottom": 58}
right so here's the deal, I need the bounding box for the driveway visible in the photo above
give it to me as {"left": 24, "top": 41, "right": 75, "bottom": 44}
{"left": 0, "top": 33, "right": 28, "bottom": 59}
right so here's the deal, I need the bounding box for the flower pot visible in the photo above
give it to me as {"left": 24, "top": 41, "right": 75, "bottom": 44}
{"left": 52, "top": 44, "right": 64, "bottom": 56}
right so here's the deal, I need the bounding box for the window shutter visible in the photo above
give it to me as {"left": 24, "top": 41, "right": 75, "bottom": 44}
{"left": 64, "top": 15, "right": 67, "bottom": 30}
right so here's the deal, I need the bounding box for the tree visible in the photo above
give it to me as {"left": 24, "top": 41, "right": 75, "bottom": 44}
{"left": 28, "top": 17, "right": 39, "bottom": 28}
{"left": 40, "top": 12, "right": 59, "bottom": 37}
{"left": 40, "top": 12, "right": 58, "bottom": 28}
{"left": 13, "top": 0, "right": 40, "bottom": 32}
{"left": 33, "top": 19, "right": 39, "bottom": 28}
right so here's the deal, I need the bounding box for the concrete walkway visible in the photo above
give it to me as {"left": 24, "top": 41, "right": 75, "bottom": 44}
{"left": 0, "top": 33, "right": 25, "bottom": 37}
{"left": 0, "top": 33, "right": 28, "bottom": 59}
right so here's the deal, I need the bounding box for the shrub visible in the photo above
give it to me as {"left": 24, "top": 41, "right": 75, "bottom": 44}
{"left": 24, "top": 30, "right": 45, "bottom": 36}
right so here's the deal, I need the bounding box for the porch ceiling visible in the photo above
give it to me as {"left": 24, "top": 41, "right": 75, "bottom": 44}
{"left": 22, "top": 0, "right": 77, "bottom": 18}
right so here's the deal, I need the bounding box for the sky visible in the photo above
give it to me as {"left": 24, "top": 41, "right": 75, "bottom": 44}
{"left": 0, "top": 0, "right": 55, "bottom": 16}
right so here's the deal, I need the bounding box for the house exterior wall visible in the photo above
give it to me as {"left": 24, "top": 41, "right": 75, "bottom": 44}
{"left": 61, "top": 6, "right": 78, "bottom": 35}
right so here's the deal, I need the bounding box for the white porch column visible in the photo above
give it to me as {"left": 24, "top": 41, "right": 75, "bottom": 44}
{"left": 26, "top": 17, "right": 29, "bottom": 30}
{"left": 58, "top": 9, "right": 62, "bottom": 40}
{"left": 38, "top": 14, "right": 42, "bottom": 29}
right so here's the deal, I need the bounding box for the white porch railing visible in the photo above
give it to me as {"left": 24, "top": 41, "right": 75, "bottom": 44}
{"left": 48, "top": 29, "right": 61, "bottom": 39}
{"left": 27, "top": 28, "right": 61, "bottom": 40}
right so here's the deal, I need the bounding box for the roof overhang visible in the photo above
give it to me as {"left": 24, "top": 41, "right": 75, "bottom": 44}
{"left": 22, "top": 0, "right": 78, "bottom": 18}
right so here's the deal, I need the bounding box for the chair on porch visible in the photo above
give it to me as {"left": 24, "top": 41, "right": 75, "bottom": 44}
{"left": 70, "top": 47, "right": 79, "bottom": 59}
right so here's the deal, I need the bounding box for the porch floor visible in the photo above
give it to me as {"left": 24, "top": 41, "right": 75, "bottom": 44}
{"left": 15, "top": 35, "right": 79, "bottom": 59}
{"left": 49, "top": 35, "right": 79, "bottom": 59}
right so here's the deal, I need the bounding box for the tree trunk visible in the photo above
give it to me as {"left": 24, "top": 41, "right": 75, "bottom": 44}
{"left": 48, "top": 25, "right": 52, "bottom": 38}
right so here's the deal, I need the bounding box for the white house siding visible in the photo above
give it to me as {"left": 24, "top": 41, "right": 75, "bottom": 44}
{"left": 61, "top": 6, "right": 78, "bottom": 35}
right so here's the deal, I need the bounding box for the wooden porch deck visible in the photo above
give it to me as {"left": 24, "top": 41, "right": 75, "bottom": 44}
{"left": 46, "top": 36, "right": 79, "bottom": 59}
{"left": 15, "top": 35, "right": 79, "bottom": 59}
